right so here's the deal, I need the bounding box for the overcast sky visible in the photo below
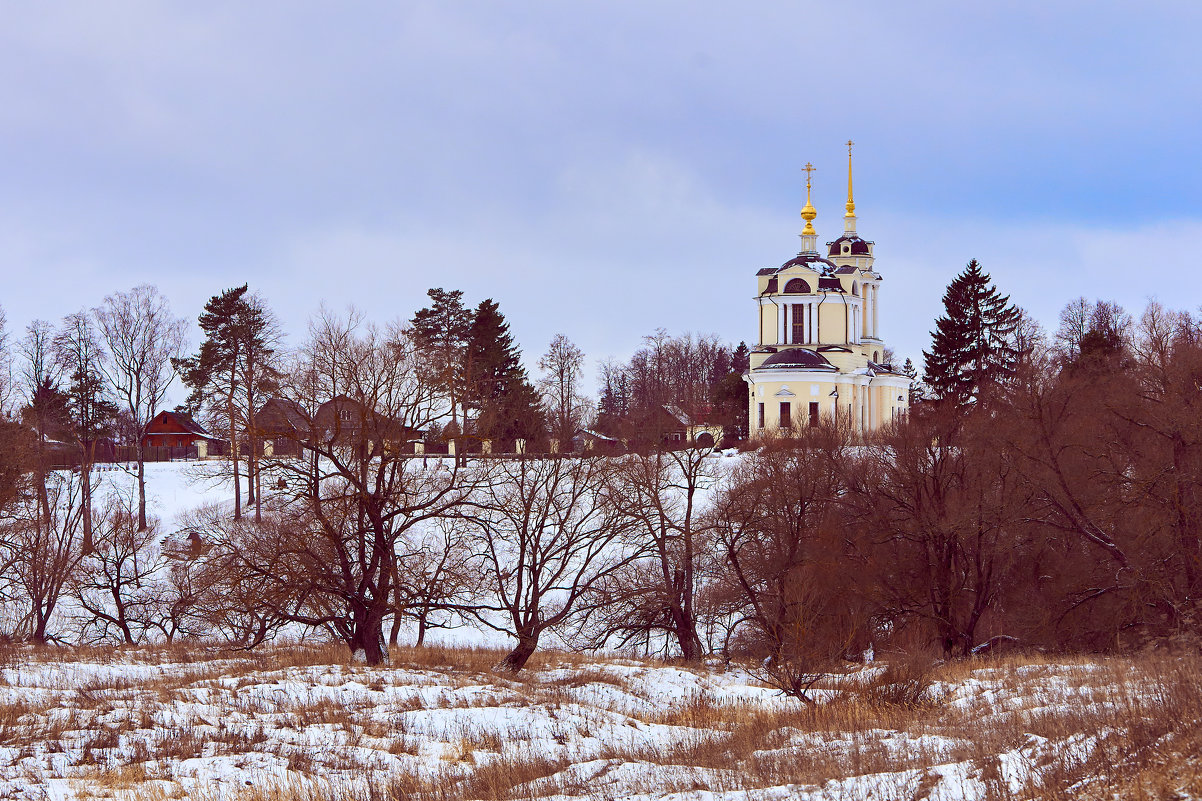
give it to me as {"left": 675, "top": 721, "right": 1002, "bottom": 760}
{"left": 2, "top": 1, "right": 1201, "bottom": 392}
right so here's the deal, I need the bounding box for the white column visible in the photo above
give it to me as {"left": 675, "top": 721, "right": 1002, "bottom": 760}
{"left": 779, "top": 304, "right": 786, "bottom": 344}
{"left": 873, "top": 285, "right": 879, "bottom": 337}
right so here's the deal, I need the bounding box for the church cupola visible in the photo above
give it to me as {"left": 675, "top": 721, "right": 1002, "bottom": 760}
{"left": 844, "top": 139, "right": 857, "bottom": 234}
{"left": 827, "top": 141, "right": 875, "bottom": 262}
{"left": 799, "top": 162, "right": 819, "bottom": 253}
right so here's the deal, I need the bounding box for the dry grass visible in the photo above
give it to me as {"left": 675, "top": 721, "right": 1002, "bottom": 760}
{"left": 0, "top": 643, "right": 1198, "bottom": 799}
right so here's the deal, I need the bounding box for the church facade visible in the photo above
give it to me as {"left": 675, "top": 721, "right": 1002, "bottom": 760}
{"left": 745, "top": 146, "right": 910, "bottom": 437}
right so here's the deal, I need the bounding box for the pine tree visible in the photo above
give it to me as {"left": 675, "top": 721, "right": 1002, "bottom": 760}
{"left": 410, "top": 288, "right": 472, "bottom": 427}
{"left": 175, "top": 285, "right": 279, "bottom": 521}
{"left": 465, "top": 299, "right": 544, "bottom": 444}
{"left": 923, "top": 260, "right": 1021, "bottom": 405}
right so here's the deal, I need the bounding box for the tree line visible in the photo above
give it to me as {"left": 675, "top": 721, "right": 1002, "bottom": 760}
{"left": 0, "top": 263, "right": 1197, "bottom": 687}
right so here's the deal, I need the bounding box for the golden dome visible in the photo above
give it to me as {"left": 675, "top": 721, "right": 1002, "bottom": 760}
{"left": 801, "top": 162, "right": 817, "bottom": 235}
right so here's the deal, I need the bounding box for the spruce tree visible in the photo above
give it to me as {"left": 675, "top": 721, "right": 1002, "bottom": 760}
{"left": 901, "top": 357, "right": 927, "bottom": 405}
{"left": 714, "top": 342, "right": 751, "bottom": 438}
{"left": 923, "top": 260, "right": 1021, "bottom": 405}
{"left": 465, "top": 299, "right": 544, "bottom": 444}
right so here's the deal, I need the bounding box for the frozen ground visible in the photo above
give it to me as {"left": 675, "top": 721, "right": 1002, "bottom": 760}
{"left": 0, "top": 644, "right": 1198, "bottom": 801}
{"left": 15, "top": 461, "right": 1196, "bottom": 800}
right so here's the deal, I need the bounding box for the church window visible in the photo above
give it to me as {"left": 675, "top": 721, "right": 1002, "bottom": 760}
{"left": 784, "top": 278, "right": 810, "bottom": 293}
{"left": 779, "top": 401, "right": 792, "bottom": 429}
{"left": 791, "top": 304, "right": 804, "bottom": 343}
{"left": 757, "top": 403, "right": 765, "bottom": 429}
{"left": 851, "top": 282, "right": 859, "bottom": 296}
{"left": 873, "top": 350, "right": 879, "bottom": 363}
{"left": 809, "top": 402, "right": 819, "bottom": 427}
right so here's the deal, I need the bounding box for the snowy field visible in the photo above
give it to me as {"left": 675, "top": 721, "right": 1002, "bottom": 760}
{"left": 7, "top": 461, "right": 1198, "bottom": 800}
{"left": 0, "top": 644, "right": 1199, "bottom": 800}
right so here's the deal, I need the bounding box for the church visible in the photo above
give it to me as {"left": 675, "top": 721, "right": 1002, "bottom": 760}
{"left": 745, "top": 145, "right": 911, "bottom": 437}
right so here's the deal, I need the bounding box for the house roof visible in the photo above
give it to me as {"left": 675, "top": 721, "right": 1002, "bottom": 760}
{"left": 257, "top": 398, "right": 311, "bottom": 431}
{"left": 578, "top": 429, "right": 618, "bottom": 442}
{"left": 149, "top": 411, "right": 222, "bottom": 441}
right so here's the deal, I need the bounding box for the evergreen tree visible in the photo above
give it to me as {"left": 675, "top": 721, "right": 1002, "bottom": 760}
{"left": 410, "top": 288, "right": 472, "bottom": 427}
{"left": 53, "top": 313, "right": 118, "bottom": 554}
{"left": 175, "top": 285, "right": 280, "bottom": 521}
{"left": 922, "top": 260, "right": 1021, "bottom": 405}
{"left": 901, "top": 357, "right": 927, "bottom": 405}
{"left": 713, "top": 342, "right": 751, "bottom": 439}
{"left": 465, "top": 299, "right": 544, "bottom": 444}
{"left": 594, "top": 361, "right": 630, "bottom": 439}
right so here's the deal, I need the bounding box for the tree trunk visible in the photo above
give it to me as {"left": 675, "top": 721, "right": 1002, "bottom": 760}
{"left": 81, "top": 444, "right": 94, "bottom": 555}
{"left": 136, "top": 444, "right": 147, "bottom": 532}
{"left": 671, "top": 606, "right": 704, "bottom": 661}
{"left": 498, "top": 630, "right": 540, "bottom": 673}
{"left": 415, "top": 612, "right": 428, "bottom": 647}
{"left": 348, "top": 605, "right": 389, "bottom": 666}
{"left": 229, "top": 390, "right": 241, "bottom": 521}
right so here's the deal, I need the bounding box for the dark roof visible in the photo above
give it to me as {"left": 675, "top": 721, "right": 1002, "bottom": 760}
{"left": 779, "top": 253, "right": 836, "bottom": 272}
{"left": 152, "top": 411, "right": 221, "bottom": 441}
{"left": 756, "top": 268, "right": 777, "bottom": 276}
{"left": 818, "top": 276, "right": 845, "bottom": 292}
{"left": 816, "top": 345, "right": 853, "bottom": 353}
{"left": 834, "top": 265, "right": 858, "bottom": 275}
{"left": 256, "top": 398, "right": 311, "bottom": 433}
{"left": 827, "top": 235, "right": 873, "bottom": 256}
{"left": 759, "top": 348, "right": 835, "bottom": 370}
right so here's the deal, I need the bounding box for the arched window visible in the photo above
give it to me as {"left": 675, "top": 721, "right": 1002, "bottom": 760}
{"left": 851, "top": 282, "right": 859, "bottom": 296}
{"left": 873, "top": 350, "right": 880, "bottom": 363}
{"left": 784, "top": 278, "right": 810, "bottom": 294}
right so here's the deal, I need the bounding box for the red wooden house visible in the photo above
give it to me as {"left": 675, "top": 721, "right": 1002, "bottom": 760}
{"left": 142, "top": 411, "right": 225, "bottom": 452}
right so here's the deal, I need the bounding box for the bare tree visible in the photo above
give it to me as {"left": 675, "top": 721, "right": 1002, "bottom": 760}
{"left": 846, "top": 402, "right": 1034, "bottom": 658}
{"left": 95, "top": 285, "right": 189, "bottom": 531}
{"left": 463, "top": 457, "right": 632, "bottom": 672}
{"left": 2, "top": 471, "right": 84, "bottom": 643}
{"left": 53, "top": 312, "right": 116, "bottom": 554}
{"left": 588, "top": 446, "right": 719, "bottom": 660}
{"left": 708, "top": 431, "right": 865, "bottom": 700}
{"left": 72, "top": 490, "right": 171, "bottom": 644}
{"left": 391, "top": 518, "right": 476, "bottom": 647}
{"left": 0, "top": 306, "right": 13, "bottom": 418}
{"left": 538, "top": 334, "right": 590, "bottom": 451}
{"left": 175, "top": 503, "right": 294, "bottom": 647}
{"left": 193, "top": 311, "right": 474, "bottom": 664}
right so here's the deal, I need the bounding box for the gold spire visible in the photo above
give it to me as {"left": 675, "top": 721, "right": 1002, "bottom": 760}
{"left": 845, "top": 140, "right": 856, "bottom": 218}
{"left": 800, "top": 162, "right": 817, "bottom": 235}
